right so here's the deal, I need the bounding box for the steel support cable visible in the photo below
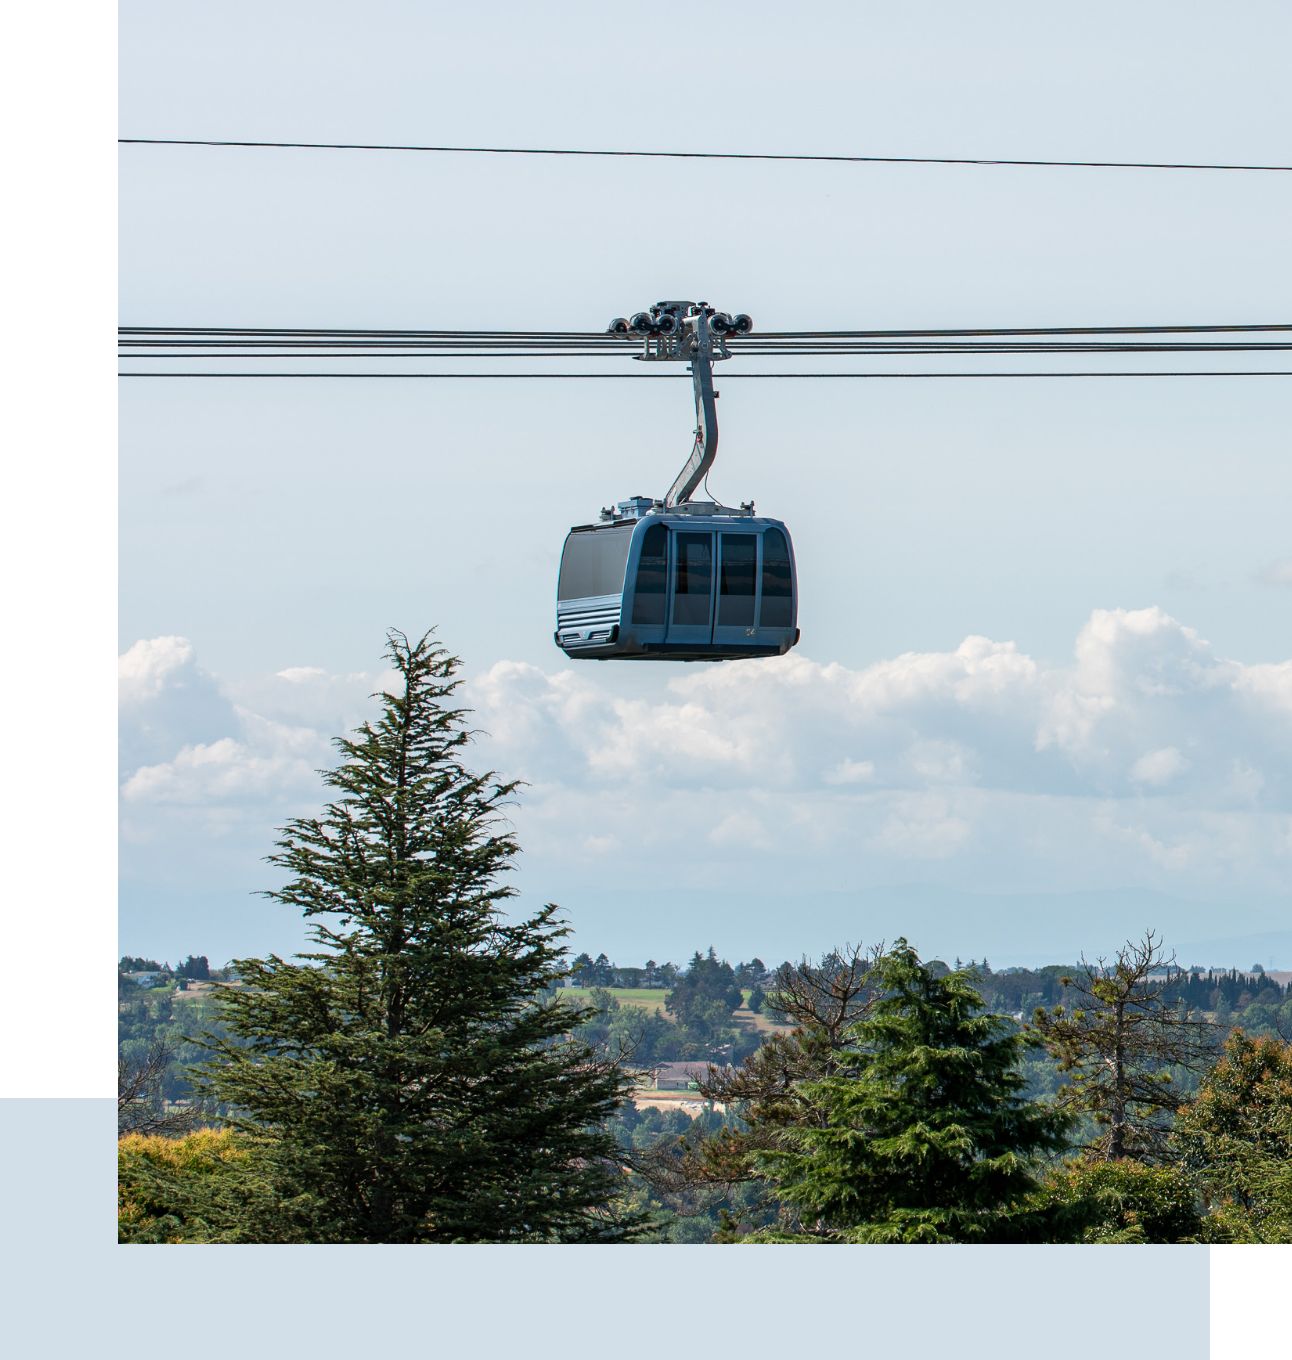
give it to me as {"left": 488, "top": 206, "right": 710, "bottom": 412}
{"left": 119, "top": 344, "right": 1292, "bottom": 361}
{"left": 119, "top": 334, "right": 633, "bottom": 345}
{"left": 118, "top": 138, "right": 1292, "bottom": 173}
{"left": 754, "top": 324, "right": 1292, "bottom": 338}
{"left": 118, "top": 370, "right": 1292, "bottom": 379}
{"left": 117, "top": 338, "right": 1292, "bottom": 350}
{"left": 120, "top": 323, "right": 1292, "bottom": 340}
{"left": 117, "top": 330, "right": 635, "bottom": 341}
{"left": 119, "top": 339, "right": 1292, "bottom": 356}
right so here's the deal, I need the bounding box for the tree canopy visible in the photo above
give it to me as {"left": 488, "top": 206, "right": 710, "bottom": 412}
{"left": 1172, "top": 1032, "right": 1292, "bottom": 1241}
{"left": 199, "top": 630, "right": 640, "bottom": 1243}
{"left": 750, "top": 941, "right": 1072, "bottom": 1242}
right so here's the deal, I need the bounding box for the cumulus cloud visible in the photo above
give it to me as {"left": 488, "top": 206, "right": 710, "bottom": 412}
{"left": 824, "top": 758, "right": 875, "bottom": 786}
{"left": 119, "top": 636, "right": 240, "bottom": 770}
{"left": 869, "top": 794, "right": 972, "bottom": 860}
{"left": 118, "top": 640, "right": 384, "bottom": 845}
{"left": 469, "top": 606, "right": 1291, "bottom": 808}
{"left": 119, "top": 609, "right": 1292, "bottom": 900}
{"left": 1130, "top": 747, "right": 1188, "bottom": 787}
{"left": 462, "top": 606, "right": 1292, "bottom": 889}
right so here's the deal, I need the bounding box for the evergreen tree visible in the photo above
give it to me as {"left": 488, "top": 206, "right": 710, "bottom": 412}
{"left": 200, "top": 630, "right": 641, "bottom": 1243}
{"left": 751, "top": 940, "right": 1071, "bottom": 1242}
{"left": 1040, "top": 1158, "right": 1204, "bottom": 1243}
{"left": 667, "top": 949, "right": 743, "bottom": 1023}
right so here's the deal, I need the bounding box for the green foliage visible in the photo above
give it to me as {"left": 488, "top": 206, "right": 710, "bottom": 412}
{"left": 572, "top": 987, "right": 677, "bottom": 1066}
{"left": 118, "top": 1129, "right": 249, "bottom": 1243}
{"left": 119, "top": 956, "right": 162, "bottom": 973}
{"left": 118, "top": 987, "right": 233, "bottom": 1108}
{"left": 1031, "top": 932, "right": 1216, "bottom": 1161}
{"left": 751, "top": 940, "right": 1071, "bottom": 1242}
{"left": 121, "top": 911, "right": 1292, "bottom": 1244}
{"left": 1172, "top": 1032, "right": 1292, "bottom": 1242}
{"left": 664, "top": 948, "right": 754, "bottom": 1064}
{"left": 667, "top": 949, "right": 744, "bottom": 1025}
{"left": 198, "top": 630, "right": 642, "bottom": 1243}
{"left": 1041, "top": 1158, "right": 1203, "bottom": 1242}
{"left": 605, "top": 1104, "right": 770, "bottom": 1242}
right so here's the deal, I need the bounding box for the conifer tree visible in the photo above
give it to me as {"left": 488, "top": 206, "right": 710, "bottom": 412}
{"left": 750, "top": 940, "right": 1071, "bottom": 1242}
{"left": 201, "top": 630, "right": 640, "bottom": 1243}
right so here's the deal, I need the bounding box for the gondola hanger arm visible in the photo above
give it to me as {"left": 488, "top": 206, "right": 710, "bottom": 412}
{"left": 606, "top": 301, "right": 752, "bottom": 507}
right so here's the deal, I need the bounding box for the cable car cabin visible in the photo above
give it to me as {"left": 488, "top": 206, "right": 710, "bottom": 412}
{"left": 555, "top": 497, "right": 799, "bottom": 661}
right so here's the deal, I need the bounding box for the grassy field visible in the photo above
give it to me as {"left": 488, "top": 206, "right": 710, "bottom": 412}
{"left": 558, "top": 986, "right": 670, "bottom": 1013}
{"left": 557, "top": 985, "right": 792, "bottom": 1032}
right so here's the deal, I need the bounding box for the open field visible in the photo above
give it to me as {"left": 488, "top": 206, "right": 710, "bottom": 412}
{"left": 558, "top": 985, "right": 670, "bottom": 1013}
{"left": 632, "top": 1092, "right": 727, "bottom": 1115}
{"left": 557, "top": 985, "right": 793, "bottom": 1034}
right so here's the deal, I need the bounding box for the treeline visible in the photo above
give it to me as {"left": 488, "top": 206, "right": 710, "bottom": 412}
{"left": 571, "top": 948, "right": 1290, "bottom": 1030}
{"left": 120, "top": 955, "right": 221, "bottom": 983}
{"left": 123, "top": 941, "right": 1289, "bottom": 1120}
{"left": 116, "top": 630, "right": 1292, "bottom": 1246}
{"left": 562, "top": 947, "right": 1291, "bottom": 1074}
{"left": 569, "top": 950, "right": 772, "bottom": 990}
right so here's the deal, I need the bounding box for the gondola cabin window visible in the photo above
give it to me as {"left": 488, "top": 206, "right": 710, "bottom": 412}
{"left": 557, "top": 526, "right": 633, "bottom": 600}
{"left": 672, "top": 533, "right": 714, "bottom": 626}
{"left": 718, "top": 534, "right": 757, "bottom": 627}
{"left": 761, "top": 527, "right": 793, "bottom": 628}
{"left": 632, "top": 523, "right": 668, "bottom": 625}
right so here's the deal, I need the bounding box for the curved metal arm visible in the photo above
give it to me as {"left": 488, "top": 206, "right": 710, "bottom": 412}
{"left": 665, "top": 352, "right": 718, "bottom": 507}
{"left": 665, "top": 310, "right": 718, "bottom": 507}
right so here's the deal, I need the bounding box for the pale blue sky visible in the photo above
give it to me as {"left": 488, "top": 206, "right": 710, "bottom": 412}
{"left": 119, "top": 1, "right": 1292, "bottom": 968}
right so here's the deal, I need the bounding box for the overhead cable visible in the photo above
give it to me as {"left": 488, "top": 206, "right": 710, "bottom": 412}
{"left": 118, "top": 371, "right": 1292, "bottom": 380}
{"left": 118, "top": 138, "right": 1292, "bottom": 174}
{"left": 119, "top": 345, "right": 1292, "bottom": 359}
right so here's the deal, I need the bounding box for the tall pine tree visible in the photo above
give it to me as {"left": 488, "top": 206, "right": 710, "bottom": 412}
{"left": 751, "top": 940, "right": 1071, "bottom": 1242}
{"left": 201, "top": 630, "right": 640, "bottom": 1242}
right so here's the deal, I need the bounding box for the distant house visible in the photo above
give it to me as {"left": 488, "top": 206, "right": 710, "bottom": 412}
{"left": 654, "top": 1061, "right": 713, "bottom": 1091}
{"left": 124, "top": 971, "right": 164, "bottom": 989}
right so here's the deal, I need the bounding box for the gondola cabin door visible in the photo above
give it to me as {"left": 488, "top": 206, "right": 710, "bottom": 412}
{"left": 667, "top": 530, "right": 715, "bottom": 647}
{"left": 664, "top": 529, "right": 764, "bottom": 650}
{"left": 712, "top": 531, "right": 759, "bottom": 647}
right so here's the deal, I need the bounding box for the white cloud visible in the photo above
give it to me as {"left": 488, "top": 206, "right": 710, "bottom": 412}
{"left": 1094, "top": 812, "right": 1196, "bottom": 871}
{"left": 118, "top": 639, "right": 356, "bottom": 844}
{"left": 907, "top": 739, "right": 976, "bottom": 785}
{"left": 708, "top": 811, "right": 772, "bottom": 850}
{"left": 275, "top": 666, "right": 326, "bottom": 683}
{"left": 1130, "top": 746, "right": 1188, "bottom": 787}
{"left": 118, "top": 609, "right": 1292, "bottom": 900}
{"left": 824, "top": 758, "right": 875, "bottom": 785}
{"left": 869, "top": 794, "right": 972, "bottom": 860}
{"left": 118, "top": 635, "right": 240, "bottom": 771}
{"left": 119, "top": 636, "right": 196, "bottom": 705}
